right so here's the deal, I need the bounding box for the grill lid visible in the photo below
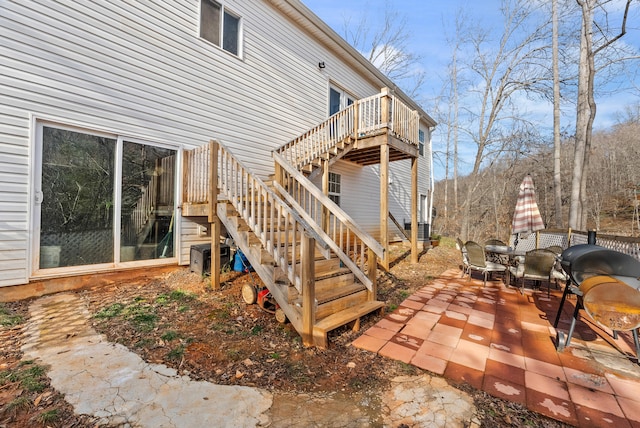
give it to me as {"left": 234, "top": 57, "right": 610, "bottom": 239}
{"left": 561, "top": 244, "right": 640, "bottom": 288}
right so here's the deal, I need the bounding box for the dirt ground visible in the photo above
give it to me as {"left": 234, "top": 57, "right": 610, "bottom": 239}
{"left": 0, "top": 240, "right": 569, "bottom": 427}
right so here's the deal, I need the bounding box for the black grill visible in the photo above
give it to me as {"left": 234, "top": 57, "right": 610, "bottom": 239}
{"left": 560, "top": 244, "right": 640, "bottom": 287}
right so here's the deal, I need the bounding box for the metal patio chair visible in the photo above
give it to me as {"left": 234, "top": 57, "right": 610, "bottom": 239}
{"left": 509, "top": 248, "right": 557, "bottom": 295}
{"left": 465, "top": 240, "right": 506, "bottom": 286}
{"left": 456, "top": 237, "right": 470, "bottom": 279}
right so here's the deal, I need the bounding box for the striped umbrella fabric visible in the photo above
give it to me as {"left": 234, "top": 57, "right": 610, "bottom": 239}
{"left": 512, "top": 175, "right": 545, "bottom": 234}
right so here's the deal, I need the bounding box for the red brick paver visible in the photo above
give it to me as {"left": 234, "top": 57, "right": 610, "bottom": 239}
{"left": 353, "top": 269, "right": 640, "bottom": 428}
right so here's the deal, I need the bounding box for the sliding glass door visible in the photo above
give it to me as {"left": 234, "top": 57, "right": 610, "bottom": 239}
{"left": 120, "top": 141, "right": 176, "bottom": 262}
{"left": 35, "top": 123, "right": 176, "bottom": 271}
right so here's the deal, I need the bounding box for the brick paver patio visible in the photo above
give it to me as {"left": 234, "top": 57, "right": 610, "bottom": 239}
{"left": 353, "top": 269, "right": 640, "bottom": 427}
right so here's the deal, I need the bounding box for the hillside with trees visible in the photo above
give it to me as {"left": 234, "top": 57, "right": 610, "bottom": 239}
{"left": 432, "top": 108, "right": 640, "bottom": 242}
{"left": 331, "top": 0, "right": 639, "bottom": 243}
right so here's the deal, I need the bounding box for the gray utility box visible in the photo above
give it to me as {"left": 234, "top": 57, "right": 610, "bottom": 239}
{"left": 403, "top": 222, "right": 430, "bottom": 241}
{"left": 190, "top": 243, "right": 231, "bottom": 275}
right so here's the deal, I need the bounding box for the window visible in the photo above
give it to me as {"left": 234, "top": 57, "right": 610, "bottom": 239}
{"left": 420, "top": 194, "right": 427, "bottom": 223}
{"left": 418, "top": 129, "right": 425, "bottom": 156}
{"left": 200, "top": 0, "right": 241, "bottom": 56}
{"left": 328, "top": 172, "right": 341, "bottom": 206}
{"left": 329, "top": 85, "right": 355, "bottom": 116}
{"left": 35, "top": 123, "right": 176, "bottom": 271}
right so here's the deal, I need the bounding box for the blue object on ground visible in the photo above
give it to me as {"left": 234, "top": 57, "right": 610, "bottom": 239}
{"left": 233, "top": 250, "right": 253, "bottom": 272}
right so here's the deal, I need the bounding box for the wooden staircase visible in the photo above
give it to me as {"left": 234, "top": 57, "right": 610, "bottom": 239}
{"left": 181, "top": 88, "right": 422, "bottom": 348}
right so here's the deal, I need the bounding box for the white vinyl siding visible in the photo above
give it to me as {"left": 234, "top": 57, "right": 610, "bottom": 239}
{"left": 0, "top": 0, "right": 432, "bottom": 285}
{"left": 0, "top": 104, "right": 31, "bottom": 286}
{"left": 317, "top": 125, "right": 432, "bottom": 242}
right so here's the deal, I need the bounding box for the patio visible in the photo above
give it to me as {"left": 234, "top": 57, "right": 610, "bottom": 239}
{"left": 352, "top": 269, "right": 640, "bottom": 427}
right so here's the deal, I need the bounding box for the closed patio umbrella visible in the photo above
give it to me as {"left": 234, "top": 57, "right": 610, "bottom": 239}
{"left": 512, "top": 175, "right": 544, "bottom": 246}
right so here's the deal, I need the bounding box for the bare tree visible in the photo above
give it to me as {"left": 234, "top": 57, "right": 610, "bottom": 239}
{"left": 341, "top": 0, "right": 425, "bottom": 97}
{"left": 457, "top": 0, "right": 551, "bottom": 239}
{"left": 569, "top": 0, "right": 632, "bottom": 229}
{"left": 552, "top": 0, "right": 564, "bottom": 227}
{"left": 435, "top": 9, "right": 467, "bottom": 233}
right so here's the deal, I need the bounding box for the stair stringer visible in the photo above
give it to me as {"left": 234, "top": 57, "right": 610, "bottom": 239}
{"left": 217, "top": 201, "right": 305, "bottom": 335}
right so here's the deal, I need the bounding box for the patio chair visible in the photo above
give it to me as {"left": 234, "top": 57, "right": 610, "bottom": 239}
{"left": 464, "top": 241, "right": 506, "bottom": 286}
{"left": 456, "top": 237, "right": 470, "bottom": 278}
{"left": 545, "top": 245, "right": 568, "bottom": 290}
{"left": 509, "top": 248, "right": 557, "bottom": 295}
{"left": 484, "top": 238, "right": 507, "bottom": 246}
{"left": 484, "top": 238, "right": 509, "bottom": 264}
{"left": 545, "top": 245, "right": 563, "bottom": 255}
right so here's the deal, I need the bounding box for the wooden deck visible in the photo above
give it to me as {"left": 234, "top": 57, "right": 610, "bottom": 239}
{"left": 181, "top": 88, "right": 423, "bottom": 347}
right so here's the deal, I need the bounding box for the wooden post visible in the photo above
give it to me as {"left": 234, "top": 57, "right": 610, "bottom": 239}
{"left": 367, "top": 247, "right": 377, "bottom": 301}
{"left": 182, "top": 149, "right": 189, "bottom": 205}
{"left": 410, "top": 156, "right": 419, "bottom": 263}
{"left": 301, "top": 231, "right": 315, "bottom": 346}
{"left": 353, "top": 98, "right": 360, "bottom": 139}
{"left": 321, "top": 159, "right": 329, "bottom": 233}
{"left": 274, "top": 160, "right": 282, "bottom": 188}
{"left": 380, "top": 142, "right": 389, "bottom": 270}
{"left": 209, "top": 140, "right": 221, "bottom": 290}
{"left": 381, "top": 87, "right": 391, "bottom": 128}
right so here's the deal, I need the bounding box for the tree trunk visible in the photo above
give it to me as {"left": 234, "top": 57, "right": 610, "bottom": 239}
{"left": 569, "top": 0, "right": 593, "bottom": 230}
{"left": 570, "top": 0, "right": 631, "bottom": 230}
{"left": 552, "top": 0, "right": 563, "bottom": 227}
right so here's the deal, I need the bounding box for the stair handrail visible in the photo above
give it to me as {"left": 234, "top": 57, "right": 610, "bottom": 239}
{"left": 129, "top": 154, "right": 175, "bottom": 246}
{"left": 276, "top": 103, "right": 355, "bottom": 172}
{"left": 273, "top": 151, "right": 383, "bottom": 291}
{"left": 185, "top": 141, "right": 330, "bottom": 291}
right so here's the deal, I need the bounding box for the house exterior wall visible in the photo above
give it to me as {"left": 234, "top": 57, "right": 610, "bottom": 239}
{"left": 0, "top": 0, "right": 433, "bottom": 287}
{"left": 326, "top": 127, "right": 432, "bottom": 243}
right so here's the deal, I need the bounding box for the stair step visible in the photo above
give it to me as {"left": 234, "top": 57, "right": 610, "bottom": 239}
{"left": 315, "top": 279, "right": 363, "bottom": 305}
{"left": 293, "top": 281, "right": 367, "bottom": 320}
{"left": 313, "top": 300, "right": 385, "bottom": 348}
{"left": 313, "top": 258, "right": 342, "bottom": 276}
{"left": 315, "top": 271, "right": 354, "bottom": 292}
{"left": 259, "top": 248, "right": 276, "bottom": 265}
{"left": 314, "top": 288, "right": 368, "bottom": 320}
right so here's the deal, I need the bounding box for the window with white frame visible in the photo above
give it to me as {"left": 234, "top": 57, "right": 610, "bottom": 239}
{"left": 329, "top": 85, "right": 355, "bottom": 116}
{"left": 200, "top": 0, "right": 241, "bottom": 57}
{"left": 34, "top": 122, "right": 177, "bottom": 271}
{"left": 328, "top": 172, "right": 341, "bottom": 206}
{"left": 418, "top": 129, "right": 425, "bottom": 156}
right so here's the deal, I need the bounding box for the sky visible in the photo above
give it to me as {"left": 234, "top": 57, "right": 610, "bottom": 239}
{"left": 301, "top": 0, "right": 640, "bottom": 179}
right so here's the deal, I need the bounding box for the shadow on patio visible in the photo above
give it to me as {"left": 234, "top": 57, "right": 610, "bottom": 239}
{"left": 353, "top": 269, "right": 640, "bottom": 427}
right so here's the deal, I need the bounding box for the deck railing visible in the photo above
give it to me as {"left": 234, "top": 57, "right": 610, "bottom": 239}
{"left": 511, "top": 229, "right": 640, "bottom": 260}
{"left": 273, "top": 151, "right": 383, "bottom": 291}
{"left": 130, "top": 155, "right": 175, "bottom": 239}
{"left": 184, "top": 141, "right": 329, "bottom": 292}
{"left": 276, "top": 88, "right": 419, "bottom": 172}
{"left": 391, "top": 95, "right": 420, "bottom": 144}
{"left": 277, "top": 105, "right": 355, "bottom": 172}
{"left": 183, "top": 148, "right": 210, "bottom": 204}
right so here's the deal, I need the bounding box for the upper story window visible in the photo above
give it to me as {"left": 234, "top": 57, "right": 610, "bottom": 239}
{"left": 418, "top": 129, "right": 425, "bottom": 156}
{"left": 329, "top": 85, "right": 355, "bottom": 116}
{"left": 200, "top": 0, "right": 242, "bottom": 57}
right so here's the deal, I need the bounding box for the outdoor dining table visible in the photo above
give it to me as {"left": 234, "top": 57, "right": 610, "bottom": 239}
{"left": 484, "top": 245, "right": 526, "bottom": 285}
